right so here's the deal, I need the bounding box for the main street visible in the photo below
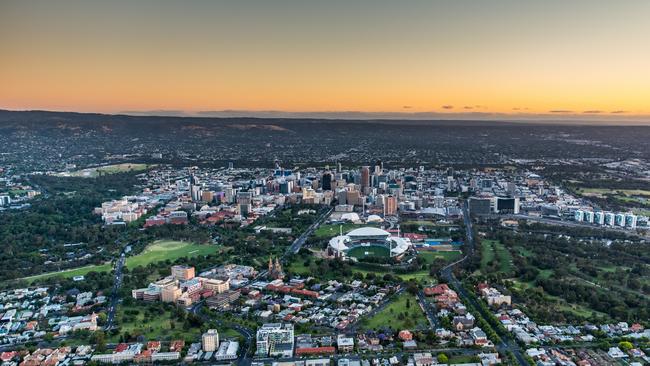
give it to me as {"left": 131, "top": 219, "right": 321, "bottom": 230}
{"left": 105, "top": 236, "right": 139, "bottom": 331}
{"left": 286, "top": 207, "right": 333, "bottom": 256}
{"left": 439, "top": 201, "right": 529, "bottom": 366}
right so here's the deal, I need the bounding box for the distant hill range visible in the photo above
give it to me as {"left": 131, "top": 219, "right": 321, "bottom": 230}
{"left": 0, "top": 109, "right": 649, "bottom": 171}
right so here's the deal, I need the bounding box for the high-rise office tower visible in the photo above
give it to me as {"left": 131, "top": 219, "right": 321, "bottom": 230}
{"left": 322, "top": 172, "right": 332, "bottom": 191}
{"left": 237, "top": 191, "right": 253, "bottom": 217}
{"left": 190, "top": 175, "right": 202, "bottom": 201}
{"left": 360, "top": 166, "right": 370, "bottom": 189}
{"left": 384, "top": 195, "right": 397, "bottom": 215}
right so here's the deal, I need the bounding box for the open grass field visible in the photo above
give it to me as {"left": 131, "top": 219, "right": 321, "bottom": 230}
{"left": 395, "top": 270, "right": 435, "bottom": 282}
{"left": 23, "top": 263, "right": 113, "bottom": 282}
{"left": 347, "top": 245, "right": 390, "bottom": 259}
{"left": 361, "top": 292, "right": 428, "bottom": 331}
{"left": 480, "top": 241, "right": 495, "bottom": 268}
{"left": 480, "top": 239, "right": 513, "bottom": 275}
{"left": 23, "top": 240, "right": 217, "bottom": 282}
{"left": 125, "top": 240, "right": 219, "bottom": 267}
{"left": 417, "top": 250, "right": 462, "bottom": 264}
{"left": 348, "top": 266, "right": 434, "bottom": 283}
{"left": 288, "top": 261, "right": 310, "bottom": 276}
{"left": 61, "top": 163, "right": 154, "bottom": 178}
{"left": 447, "top": 355, "right": 481, "bottom": 364}
{"left": 111, "top": 304, "right": 202, "bottom": 343}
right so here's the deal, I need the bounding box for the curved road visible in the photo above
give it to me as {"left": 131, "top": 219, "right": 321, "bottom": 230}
{"left": 439, "top": 201, "right": 528, "bottom": 366}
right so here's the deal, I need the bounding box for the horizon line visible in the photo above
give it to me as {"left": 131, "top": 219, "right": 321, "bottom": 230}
{"left": 2, "top": 107, "right": 650, "bottom": 126}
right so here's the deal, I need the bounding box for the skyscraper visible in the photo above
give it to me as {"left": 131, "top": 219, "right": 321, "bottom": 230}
{"left": 190, "top": 175, "right": 202, "bottom": 201}
{"left": 322, "top": 172, "right": 332, "bottom": 191}
{"left": 237, "top": 191, "right": 253, "bottom": 217}
{"left": 360, "top": 166, "right": 370, "bottom": 189}
{"left": 384, "top": 195, "right": 397, "bottom": 216}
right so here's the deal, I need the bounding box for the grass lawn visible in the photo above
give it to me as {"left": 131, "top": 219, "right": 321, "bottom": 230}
{"left": 492, "top": 241, "right": 514, "bottom": 274}
{"left": 511, "top": 280, "right": 610, "bottom": 321}
{"left": 349, "top": 265, "right": 435, "bottom": 282}
{"left": 125, "top": 240, "right": 219, "bottom": 268}
{"left": 23, "top": 240, "right": 218, "bottom": 283}
{"left": 361, "top": 292, "right": 428, "bottom": 331}
{"left": 516, "top": 246, "right": 534, "bottom": 258}
{"left": 537, "top": 269, "right": 554, "bottom": 280}
{"left": 288, "top": 258, "right": 311, "bottom": 276}
{"left": 448, "top": 355, "right": 481, "bottom": 364}
{"left": 556, "top": 299, "right": 609, "bottom": 320}
{"left": 347, "top": 245, "right": 390, "bottom": 259}
{"left": 23, "top": 263, "right": 113, "bottom": 282}
{"left": 480, "top": 240, "right": 513, "bottom": 275}
{"left": 396, "top": 270, "right": 435, "bottom": 282}
{"left": 112, "top": 304, "right": 201, "bottom": 342}
{"left": 417, "top": 250, "right": 462, "bottom": 264}
{"left": 480, "top": 241, "right": 495, "bottom": 269}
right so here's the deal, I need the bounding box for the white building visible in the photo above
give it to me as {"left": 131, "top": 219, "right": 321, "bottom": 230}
{"left": 202, "top": 329, "right": 220, "bottom": 352}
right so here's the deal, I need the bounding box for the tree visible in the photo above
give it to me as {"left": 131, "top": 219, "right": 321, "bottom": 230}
{"left": 97, "top": 312, "right": 108, "bottom": 326}
{"left": 90, "top": 331, "right": 107, "bottom": 352}
{"left": 437, "top": 353, "right": 448, "bottom": 363}
{"left": 618, "top": 341, "right": 633, "bottom": 351}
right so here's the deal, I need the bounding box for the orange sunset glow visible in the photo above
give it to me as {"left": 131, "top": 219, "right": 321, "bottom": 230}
{"left": 1, "top": 0, "right": 650, "bottom": 120}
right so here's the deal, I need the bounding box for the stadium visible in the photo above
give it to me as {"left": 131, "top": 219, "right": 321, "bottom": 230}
{"left": 327, "top": 227, "right": 411, "bottom": 260}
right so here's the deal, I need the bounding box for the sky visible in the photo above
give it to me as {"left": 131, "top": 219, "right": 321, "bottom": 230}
{"left": 1, "top": 0, "right": 650, "bottom": 121}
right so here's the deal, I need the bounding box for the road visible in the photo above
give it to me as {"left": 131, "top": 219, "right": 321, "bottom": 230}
{"left": 285, "top": 207, "right": 333, "bottom": 256}
{"left": 105, "top": 238, "right": 133, "bottom": 330}
{"left": 439, "top": 201, "right": 529, "bottom": 366}
{"left": 416, "top": 290, "right": 439, "bottom": 329}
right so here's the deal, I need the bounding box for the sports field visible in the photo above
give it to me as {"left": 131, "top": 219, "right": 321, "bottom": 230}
{"left": 347, "top": 245, "right": 390, "bottom": 259}
{"left": 23, "top": 263, "right": 113, "bottom": 282}
{"left": 417, "top": 250, "right": 462, "bottom": 264}
{"left": 23, "top": 240, "right": 217, "bottom": 282}
{"left": 125, "top": 240, "right": 219, "bottom": 267}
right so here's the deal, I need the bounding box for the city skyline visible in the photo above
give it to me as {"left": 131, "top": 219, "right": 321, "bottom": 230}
{"left": 2, "top": 0, "right": 650, "bottom": 122}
